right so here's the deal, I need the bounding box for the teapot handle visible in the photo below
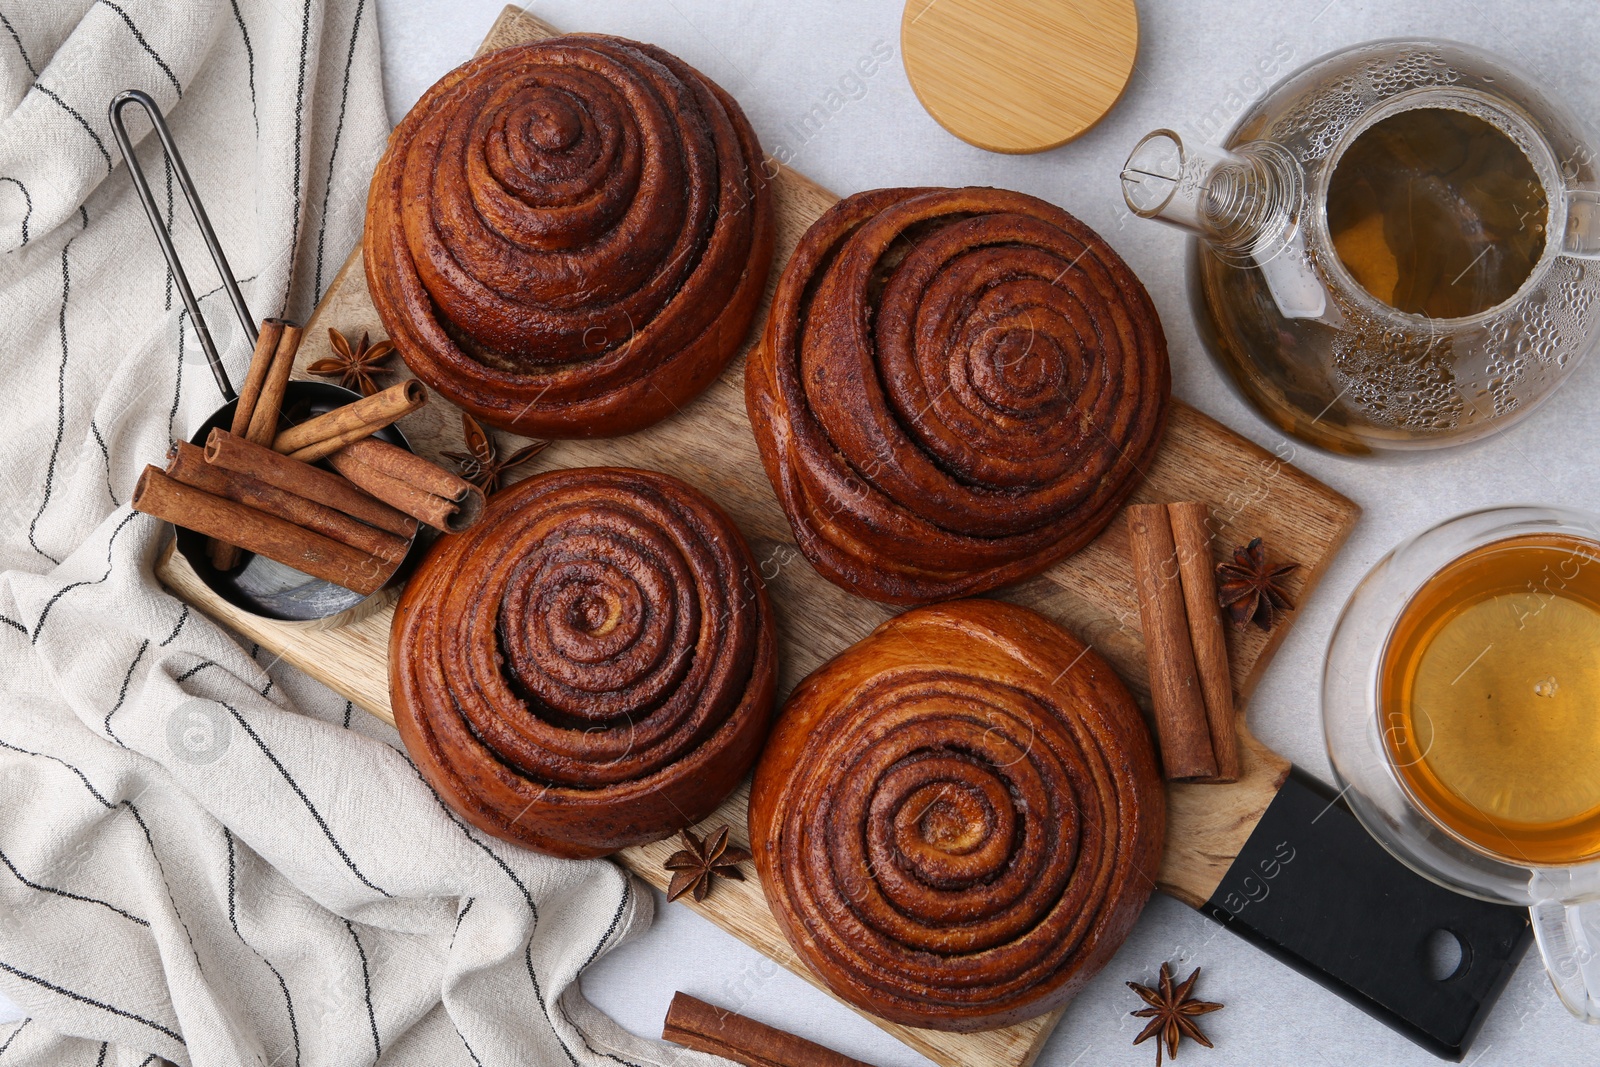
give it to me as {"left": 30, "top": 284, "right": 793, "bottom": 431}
{"left": 1530, "top": 898, "right": 1600, "bottom": 1022}
{"left": 1562, "top": 189, "right": 1600, "bottom": 259}
{"left": 1254, "top": 222, "right": 1330, "bottom": 322}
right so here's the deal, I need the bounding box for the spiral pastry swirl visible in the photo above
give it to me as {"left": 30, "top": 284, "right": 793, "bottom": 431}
{"left": 392, "top": 467, "right": 777, "bottom": 858}
{"left": 366, "top": 35, "right": 776, "bottom": 438}
{"left": 746, "top": 187, "right": 1170, "bottom": 604}
{"left": 750, "top": 600, "right": 1164, "bottom": 1031}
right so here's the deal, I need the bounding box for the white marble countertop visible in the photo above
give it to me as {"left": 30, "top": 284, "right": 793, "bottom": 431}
{"left": 12, "top": 2, "right": 1600, "bottom": 1063}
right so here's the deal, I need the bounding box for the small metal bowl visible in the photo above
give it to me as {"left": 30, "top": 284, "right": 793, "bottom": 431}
{"left": 174, "top": 380, "right": 428, "bottom": 625}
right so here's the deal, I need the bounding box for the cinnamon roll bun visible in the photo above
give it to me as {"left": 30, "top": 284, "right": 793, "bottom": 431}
{"left": 750, "top": 599, "right": 1164, "bottom": 1031}
{"left": 747, "top": 187, "right": 1169, "bottom": 603}
{"left": 392, "top": 467, "right": 777, "bottom": 858}
{"left": 367, "top": 35, "right": 775, "bottom": 438}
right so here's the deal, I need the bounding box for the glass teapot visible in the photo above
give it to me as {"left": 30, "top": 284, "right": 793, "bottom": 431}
{"left": 1122, "top": 40, "right": 1600, "bottom": 455}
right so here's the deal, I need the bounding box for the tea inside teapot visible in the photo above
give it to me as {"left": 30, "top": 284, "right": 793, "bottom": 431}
{"left": 1327, "top": 106, "right": 1549, "bottom": 320}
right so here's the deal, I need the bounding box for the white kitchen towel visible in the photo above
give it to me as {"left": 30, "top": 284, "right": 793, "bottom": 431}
{"left": 0, "top": 4, "right": 711, "bottom": 1065}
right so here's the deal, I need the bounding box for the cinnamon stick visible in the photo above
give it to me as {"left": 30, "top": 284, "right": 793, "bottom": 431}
{"left": 661, "top": 992, "right": 874, "bottom": 1067}
{"left": 134, "top": 467, "right": 387, "bottom": 596}
{"left": 272, "top": 380, "right": 428, "bottom": 461}
{"left": 338, "top": 437, "right": 477, "bottom": 503}
{"left": 205, "top": 428, "right": 417, "bottom": 539}
{"left": 167, "top": 442, "right": 408, "bottom": 566}
{"left": 215, "top": 318, "right": 293, "bottom": 569}
{"left": 1168, "top": 502, "right": 1241, "bottom": 782}
{"left": 229, "top": 318, "right": 288, "bottom": 437}
{"left": 326, "top": 445, "right": 484, "bottom": 533}
{"left": 1128, "top": 504, "right": 1218, "bottom": 782}
{"left": 243, "top": 321, "right": 303, "bottom": 446}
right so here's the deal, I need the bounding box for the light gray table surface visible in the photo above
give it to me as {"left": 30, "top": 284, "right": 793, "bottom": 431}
{"left": 11, "top": 2, "right": 1600, "bottom": 1064}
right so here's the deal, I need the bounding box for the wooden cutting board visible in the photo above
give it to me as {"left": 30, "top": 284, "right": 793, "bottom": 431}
{"left": 157, "top": 7, "right": 1359, "bottom": 1066}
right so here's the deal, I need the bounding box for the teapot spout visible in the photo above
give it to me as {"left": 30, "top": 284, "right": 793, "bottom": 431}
{"left": 1122, "top": 129, "right": 1329, "bottom": 320}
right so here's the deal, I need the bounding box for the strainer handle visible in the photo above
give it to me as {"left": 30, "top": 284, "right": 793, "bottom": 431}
{"left": 108, "top": 88, "right": 257, "bottom": 401}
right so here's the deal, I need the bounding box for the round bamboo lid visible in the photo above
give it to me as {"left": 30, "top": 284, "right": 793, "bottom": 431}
{"left": 901, "top": 0, "right": 1140, "bottom": 154}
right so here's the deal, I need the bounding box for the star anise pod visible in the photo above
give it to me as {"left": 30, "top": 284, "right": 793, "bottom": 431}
{"left": 307, "top": 328, "right": 396, "bottom": 396}
{"left": 442, "top": 411, "right": 548, "bottom": 494}
{"left": 663, "top": 825, "right": 751, "bottom": 904}
{"left": 1216, "top": 537, "right": 1300, "bottom": 632}
{"left": 1128, "top": 962, "right": 1223, "bottom": 1066}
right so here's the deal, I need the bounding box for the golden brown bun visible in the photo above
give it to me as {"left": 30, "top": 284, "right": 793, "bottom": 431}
{"left": 367, "top": 35, "right": 775, "bottom": 438}
{"left": 749, "top": 599, "right": 1165, "bottom": 1031}
{"left": 746, "top": 187, "right": 1169, "bottom": 603}
{"left": 392, "top": 467, "right": 776, "bottom": 858}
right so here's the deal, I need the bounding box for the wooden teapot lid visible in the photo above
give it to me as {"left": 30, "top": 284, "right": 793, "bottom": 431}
{"left": 901, "top": 0, "right": 1139, "bottom": 154}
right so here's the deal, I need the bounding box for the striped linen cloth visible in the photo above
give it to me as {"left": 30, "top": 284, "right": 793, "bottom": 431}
{"left": 0, "top": 3, "right": 707, "bottom": 1064}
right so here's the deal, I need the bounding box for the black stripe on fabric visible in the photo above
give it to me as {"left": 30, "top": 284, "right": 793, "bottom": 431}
{"left": 89, "top": 419, "right": 117, "bottom": 505}
{"left": 0, "top": 1018, "right": 25, "bottom": 1058}
{"left": 563, "top": 881, "right": 648, "bottom": 1067}
{"left": 96, "top": 1, "right": 182, "bottom": 97}
{"left": 27, "top": 510, "right": 134, "bottom": 639}
{"left": 523, "top": 941, "right": 577, "bottom": 1067}
{"left": 225, "top": 830, "right": 300, "bottom": 1067}
{"left": 29, "top": 207, "right": 90, "bottom": 564}
{"left": 282, "top": 0, "right": 314, "bottom": 309}
{"left": 218, "top": 701, "right": 391, "bottom": 897}
{"left": 0, "top": 176, "right": 31, "bottom": 245}
{"left": 405, "top": 759, "right": 535, "bottom": 913}
{"left": 0, "top": 744, "right": 198, "bottom": 978}
{"left": 455, "top": 1028, "right": 484, "bottom": 1067}
{"left": 0, "top": 10, "right": 35, "bottom": 77}
{"left": 159, "top": 604, "right": 189, "bottom": 647}
{"left": 94, "top": 1041, "right": 107, "bottom": 1067}
{"left": 173, "top": 658, "right": 219, "bottom": 684}
{"left": 453, "top": 896, "right": 475, "bottom": 935}
{"left": 343, "top": 919, "right": 380, "bottom": 1062}
{"left": 0, "top": 616, "right": 24, "bottom": 637}
{"left": 0, "top": 738, "right": 113, "bottom": 808}
{"left": 31, "top": 511, "right": 138, "bottom": 643}
{"left": 167, "top": 299, "right": 187, "bottom": 445}
{"left": 0, "top": 960, "right": 182, "bottom": 1045}
{"left": 408, "top": 757, "right": 640, "bottom": 1067}
{"left": 312, "top": 0, "right": 367, "bottom": 296}
{"left": 119, "top": 801, "right": 204, "bottom": 977}
{"left": 341, "top": 700, "right": 352, "bottom": 729}
{"left": 524, "top": 940, "right": 643, "bottom": 1067}
{"left": 225, "top": 829, "right": 238, "bottom": 930}
{"left": 0, "top": 843, "right": 149, "bottom": 927}
{"left": 406, "top": 752, "right": 636, "bottom": 1066}
{"left": 161, "top": 157, "right": 173, "bottom": 311}
{"left": 137, "top": 1054, "right": 155, "bottom": 1066}
{"left": 569, "top": 1015, "right": 648, "bottom": 1067}
{"left": 105, "top": 639, "right": 149, "bottom": 745}
{"left": 33, "top": 87, "right": 112, "bottom": 172}
{"left": 578, "top": 877, "right": 630, "bottom": 973}
{"left": 227, "top": 0, "right": 258, "bottom": 136}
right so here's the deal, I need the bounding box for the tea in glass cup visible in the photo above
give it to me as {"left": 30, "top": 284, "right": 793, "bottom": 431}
{"left": 1380, "top": 533, "right": 1600, "bottom": 866}
{"left": 1324, "top": 507, "right": 1600, "bottom": 1023}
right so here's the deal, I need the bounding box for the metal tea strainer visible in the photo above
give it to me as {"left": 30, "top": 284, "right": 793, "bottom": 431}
{"left": 110, "top": 88, "right": 423, "bottom": 623}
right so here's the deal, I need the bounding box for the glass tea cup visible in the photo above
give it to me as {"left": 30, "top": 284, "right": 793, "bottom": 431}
{"left": 1324, "top": 505, "right": 1600, "bottom": 1022}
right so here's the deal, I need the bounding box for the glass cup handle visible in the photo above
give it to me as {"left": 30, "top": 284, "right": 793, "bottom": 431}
{"left": 1562, "top": 188, "right": 1600, "bottom": 259}
{"left": 1530, "top": 898, "right": 1600, "bottom": 1022}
